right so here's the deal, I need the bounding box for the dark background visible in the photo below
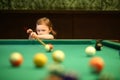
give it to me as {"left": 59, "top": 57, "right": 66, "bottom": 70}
{"left": 0, "top": 10, "right": 120, "bottom": 39}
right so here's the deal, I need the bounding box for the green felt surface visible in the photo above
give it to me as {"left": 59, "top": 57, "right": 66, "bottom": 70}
{"left": 0, "top": 39, "right": 120, "bottom": 80}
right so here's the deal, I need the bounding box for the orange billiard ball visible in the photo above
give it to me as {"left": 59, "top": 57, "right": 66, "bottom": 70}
{"left": 89, "top": 56, "right": 104, "bottom": 73}
{"left": 10, "top": 52, "right": 23, "bottom": 67}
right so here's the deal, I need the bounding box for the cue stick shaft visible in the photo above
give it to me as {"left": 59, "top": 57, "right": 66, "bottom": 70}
{"left": 27, "top": 28, "right": 46, "bottom": 46}
{"left": 36, "top": 37, "right": 46, "bottom": 46}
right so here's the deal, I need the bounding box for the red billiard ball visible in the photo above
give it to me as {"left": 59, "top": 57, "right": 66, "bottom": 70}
{"left": 45, "top": 44, "right": 53, "bottom": 52}
{"left": 10, "top": 52, "right": 23, "bottom": 67}
{"left": 89, "top": 57, "right": 104, "bottom": 73}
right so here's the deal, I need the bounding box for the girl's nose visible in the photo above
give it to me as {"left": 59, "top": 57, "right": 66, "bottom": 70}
{"left": 39, "top": 32, "right": 43, "bottom": 35}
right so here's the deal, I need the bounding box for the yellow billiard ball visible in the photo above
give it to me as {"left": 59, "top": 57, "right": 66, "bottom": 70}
{"left": 33, "top": 53, "right": 48, "bottom": 67}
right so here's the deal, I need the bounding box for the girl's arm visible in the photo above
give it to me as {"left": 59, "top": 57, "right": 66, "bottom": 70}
{"left": 27, "top": 30, "right": 54, "bottom": 40}
{"left": 37, "top": 34, "right": 54, "bottom": 40}
{"left": 28, "top": 32, "right": 37, "bottom": 39}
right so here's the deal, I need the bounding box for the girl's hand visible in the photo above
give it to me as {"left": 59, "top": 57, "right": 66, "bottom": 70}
{"left": 27, "top": 28, "right": 38, "bottom": 39}
{"left": 30, "top": 32, "right": 38, "bottom": 39}
{"left": 27, "top": 28, "right": 33, "bottom": 34}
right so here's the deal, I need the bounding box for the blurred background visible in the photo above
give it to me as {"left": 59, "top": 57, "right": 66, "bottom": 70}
{"left": 0, "top": 0, "right": 120, "bottom": 39}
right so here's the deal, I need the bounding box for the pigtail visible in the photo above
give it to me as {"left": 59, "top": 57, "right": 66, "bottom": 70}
{"left": 50, "top": 27, "right": 56, "bottom": 36}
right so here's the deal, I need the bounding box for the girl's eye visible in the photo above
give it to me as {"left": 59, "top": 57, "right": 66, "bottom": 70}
{"left": 42, "top": 30, "right": 45, "bottom": 31}
{"left": 37, "top": 30, "right": 40, "bottom": 32}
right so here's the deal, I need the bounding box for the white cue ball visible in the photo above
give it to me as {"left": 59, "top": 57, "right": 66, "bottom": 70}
{"left": 45, "top": 44, "right": 53, "bottom": 51}
{"left": 85, "top": 46, "right": 96, "bottom": 56}
{"left": 45, "top": 45, "right": 50, "bottom": 51}
{"left": 52, "top": 50, "right": 65, "bottom": 62}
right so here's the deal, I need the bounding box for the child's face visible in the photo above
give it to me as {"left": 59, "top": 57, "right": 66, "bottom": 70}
{"left": 36, "top": 25, "right": 50, "bottom": 35}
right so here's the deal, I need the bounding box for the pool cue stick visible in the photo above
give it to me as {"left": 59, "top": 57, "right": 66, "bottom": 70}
{"left": 27, "top": 29, "right": 46, "bottom": 46}
{"left": 35, "top": 37, "right": 46, "bottom": 46}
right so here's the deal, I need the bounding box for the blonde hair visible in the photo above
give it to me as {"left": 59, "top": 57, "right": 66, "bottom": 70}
{"left": 36, "top": 17, "right": 56, "bottom": 36}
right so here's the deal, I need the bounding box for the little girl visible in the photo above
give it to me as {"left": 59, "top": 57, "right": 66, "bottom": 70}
{"left": 27, "top": 17, "right": 56, "bottom": 39}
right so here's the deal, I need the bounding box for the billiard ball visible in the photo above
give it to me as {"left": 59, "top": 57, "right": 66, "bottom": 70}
{"left": 46, "top": 73, "right": 63, "bottom": 80}
{"left": 98, "top": 73, "right": 114, "bottom": 80}
{"left": 45, "top": 44, "right": 53, "bottom": 52}
{"left": 33, "top": 53, "right": 48, "bottom": 67}
{"left": 47, "top": 63, "right": 65, "bottom": 80}
{"left": 52, "top": 50, "right": 65, "bottom": 63}
{"left": 10, "top": 52, "right": 23, "bottom": 67}
{"left": 63, "top": 71, "right": 78, "bottom": 80}
{"left": 89, "top": 57, "right": 104, "bottom": 73}
{"left": 48, "top": 63, "right": 65, "bottom": 72}
{"left": 95, "top": 43, "right": 103, "bottom": 51}
{"left": 85, "top": 46, "right": 96, "bottom": 56}
{"left": 47, "top": 69, "right": 64, "bottom": 80}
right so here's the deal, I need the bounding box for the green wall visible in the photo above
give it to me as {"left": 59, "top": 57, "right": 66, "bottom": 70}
{"left": 0, "top": 0, "right": 120, "bottom": 10}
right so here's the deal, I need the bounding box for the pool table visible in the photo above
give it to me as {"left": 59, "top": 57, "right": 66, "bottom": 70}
{"left": 0, "top": 39, "right": 120, "bottom": 80}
